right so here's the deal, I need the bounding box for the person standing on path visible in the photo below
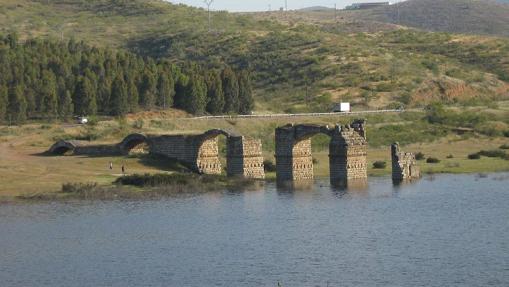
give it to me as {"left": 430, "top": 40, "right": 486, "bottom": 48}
{"left": 109, "top": 162, "right": 113, "bottom": 170}
{"left": 121, "top": 164, "right": 125, "bottom": 175}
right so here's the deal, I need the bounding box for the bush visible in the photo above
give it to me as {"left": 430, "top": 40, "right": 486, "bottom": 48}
{"left": 446, "top": 154, "right": 454, "bottom": 159}
{"left": 372, "top": 161, "right": 387, "bottom": 169}
{"left": 133, "top": 119, "right": 144, "bottom": 129}
{"left": 478, "top": 150, "right": 506, "bottom": 158}
{"left": 500, "top": 144, "right": 509, "bottom": 150}
{"left": 468, "top": 153, "right": 481, "bottom": 160}
{"left": 61, "top": 182, "right": 98, "bottom": 193}
{"left": 263, "top": 160, "right": 277, "bottom": 172}
{"left": 426, "top": 157, "right": 441, "bottom": 164}
{"left": 504, "top": 131, "right": 509, "bottom": 138}
{"left": 415, "top": 152, "right": 425, "bottom": 160}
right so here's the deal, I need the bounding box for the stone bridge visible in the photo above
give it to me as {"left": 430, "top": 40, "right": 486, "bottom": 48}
{"left": 49, "top": 129, "right": 265, "bottom": 179}
{"left": 275, "top": 120, "right": 368, "bottom": 185}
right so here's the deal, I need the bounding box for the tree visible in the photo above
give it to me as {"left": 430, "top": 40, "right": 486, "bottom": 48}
{"left": 59, "top": 90, "right": 74, "bottom": 120}
{"left": 127, "top": 78, "right": 139, "bottom": 113}
{"left": 237, "top": 70, "right": 254, "bottom": 114}
{"left": 139, "top": 71, "right": 157, "bottom": 109}
{"left": 110, "top": 75, "right": 129, "bottom": 116}
{"left": 74, "top": 76, "right": 97, "bottom": 116}
{"left": 7, "top": 85, "right": 27, "bottom": 124}
{"left": 0, "top": 85, "right": 7, "bottom": 122}
{"left": 205, "top": 70, "right": 224, "bottom": 115}
{"left": 221, "top": 67, "right": 239, "bottom": 113}
{"left": 40, "top": 70, "right": 58, "bottom": 119}
{"left": 156, "top": 73, "right": 174, "bottom": 109}
{"left": 184, "top": 75, "right": 207, "bottom": 115}
{"left": 174, "top": 74, "right": 189, "bottom": 109}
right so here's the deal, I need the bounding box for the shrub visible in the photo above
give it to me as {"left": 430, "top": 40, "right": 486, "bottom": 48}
{"left": 468, "top": 153, "right": 481, "bottom": 160}
{"left": 426, "top": 157, "right": 441, "bottom": 164}
{"left": 312, "top": 158, "right": 319, "bottom": 164}
{"left": 504, "top": 131, "right": 509, "bottom": 138}
{"left": 61, "top": 182, "right": 98, "bottom": 194}
{"left": 500, "top": 144, "right": 509, "bottom": 150}
{"left": 133, "top": 119, "right": 144, "bottom": 129}
{"left": 263, "top": 160, "right": 277, "bottom": 172}
{"left": 372, "top": 161, "right": 387, "bottom": 169}
{"left": 446, "top": 154, "right": 454, "bottom": 159}
{"left": 478, "top": 150, "right": 506, "bottom": 158}
{"left": 415, "top": 152, "right": 425, "bottom": 160}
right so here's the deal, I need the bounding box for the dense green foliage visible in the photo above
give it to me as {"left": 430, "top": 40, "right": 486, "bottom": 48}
{"left": 0, "top": 34, "right": 254, "bottom": 123}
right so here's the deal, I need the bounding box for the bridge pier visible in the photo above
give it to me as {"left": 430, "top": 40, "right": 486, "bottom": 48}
{"left": 275, "top": 120, "right": 368, "bottom": 185}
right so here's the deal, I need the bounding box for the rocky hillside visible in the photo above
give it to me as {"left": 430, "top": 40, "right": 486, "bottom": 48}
{"left": 0, "top": 0, "right": 508, "bottom": 113}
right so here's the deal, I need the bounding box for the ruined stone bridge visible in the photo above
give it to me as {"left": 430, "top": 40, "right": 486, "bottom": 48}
{"left": 49, "top": 129, "right": 266, "bottom": 179}
{"left": 275, "top": 120, "right": 368, "bottom": 185}
{"left": 48, "top": 119, "right": 420, "bottom": 186}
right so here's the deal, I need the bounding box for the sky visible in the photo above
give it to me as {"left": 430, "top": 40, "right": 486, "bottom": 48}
{"left": 166, "top": 0, "right": 398, "bottom": 12}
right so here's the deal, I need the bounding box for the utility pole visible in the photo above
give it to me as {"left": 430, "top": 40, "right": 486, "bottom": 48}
{"left": 334, "top": 3, "right": 337, "bottom": 21}
{"left": 203, "top": 0, "right": 214, "bottom": 32}
{"left": 285, "top": 0, "right": 288, "bottom": 11}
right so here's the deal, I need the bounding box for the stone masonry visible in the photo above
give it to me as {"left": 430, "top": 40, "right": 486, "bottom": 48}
{"left": 48, "top": 129, "right": 265, "bottom": 179}
{"left": 275, "top": 120, "right": 368, "bottom": 184}
{"left": 391, "top": 142, "right": 421, "bottom": 182}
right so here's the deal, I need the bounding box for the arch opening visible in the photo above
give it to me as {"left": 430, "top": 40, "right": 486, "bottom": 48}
{"left": 52, "top": 146, "right": 74, "bottom": 155}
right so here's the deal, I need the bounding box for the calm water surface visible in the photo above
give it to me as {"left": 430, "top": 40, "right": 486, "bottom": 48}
{"left": 1, "top": 173, "right": 509, "bottom": 287}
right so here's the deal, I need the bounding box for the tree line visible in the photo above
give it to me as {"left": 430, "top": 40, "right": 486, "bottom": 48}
{"left": 0, "top": 33, "right": 254, "bottom": 124}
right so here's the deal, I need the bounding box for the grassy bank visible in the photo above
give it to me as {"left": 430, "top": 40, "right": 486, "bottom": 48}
{"left": 0, "top": 107, "right": 508, "bottom": 199}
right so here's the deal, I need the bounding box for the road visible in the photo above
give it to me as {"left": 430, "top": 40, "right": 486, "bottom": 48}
{"left": 192, "top": 109, "right": 404, "bottom": 120}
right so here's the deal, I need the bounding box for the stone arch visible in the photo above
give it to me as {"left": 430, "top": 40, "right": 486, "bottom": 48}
{"left": 119, "top": 133, "right": 148, "bottom": 155}
{"left": 49, "top": 140, "right": 80, "bottom": 155}
{"left": 194, "top": 129, "right": 265, "bottom": 178}
{"left": 275, "top": 120, "right": 368, "bottom": 184}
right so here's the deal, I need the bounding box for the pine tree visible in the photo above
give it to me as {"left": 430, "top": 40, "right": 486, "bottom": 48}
{"left": 156, "top": 74, "right": 174, "bottom": 109}
{"left": 74, "top": 76, "right": 97, "bottom": 116}
{"left": 40, "top": 70, "right": 58, "bottom": 119}
{"left": 59, "top": 90, "right": 74, "bottom": 120}
{"left": 238, "top": 70, "right": 254, "bottom": 115}
{"left": 139, "top": 72, "right": 157, "bottom": 109}
{"left": 97, "top": 77, "right": 112, "bottom": 114}
{"left": 184, "top": 75, "right": 207, "bottom": 115}
{"left": 206, "top": 70, "right": 224, "bottom": 115}
{"left": 7, "top": 85, "right": 27, "bottom": 124}
{"left": 221, "top": 67, "right": 239, "bottom": 113}
{"left": 127, "top": 78, "right": 139, "bottom": 113}
{"left": 174, "top": 74, "right": 189, "bottom": 110}
{"left": 0, "top": 85, "right": 7, "bottom": 122}
{"left": 110, "top": 75, "right": 129, "bottom": 116}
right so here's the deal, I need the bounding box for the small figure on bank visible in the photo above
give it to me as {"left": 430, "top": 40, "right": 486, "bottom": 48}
{"left": 109, "top": 162, "right": 113, "bottom": 170}
{"left": 121, "top": 164, "right": 125, "bottom": 175}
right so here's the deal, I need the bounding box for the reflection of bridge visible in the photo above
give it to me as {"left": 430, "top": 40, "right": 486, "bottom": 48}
{"left": 275, "top": 120, "right": 368, "bottom": 186}
{"left": 49, "top": 129, "right": 266, "bottom": 179}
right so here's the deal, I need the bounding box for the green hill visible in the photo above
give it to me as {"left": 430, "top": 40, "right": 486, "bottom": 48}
{"left": 0, "top": 0, "right": 508, "bottom": 114}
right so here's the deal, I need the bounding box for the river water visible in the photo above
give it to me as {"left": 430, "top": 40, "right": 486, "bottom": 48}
{"left": 1, "top": 173, "right": 508, "bottom": 287}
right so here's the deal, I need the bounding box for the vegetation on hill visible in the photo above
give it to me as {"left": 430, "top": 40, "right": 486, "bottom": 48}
{"left": 360, "top": 0, "right": 509, "bottom": 37}
{"left": 0, "top": 0, "right": 508, "bottom": 115}
{"left": 0, "top": 34, "right": 253, "bottom": 123}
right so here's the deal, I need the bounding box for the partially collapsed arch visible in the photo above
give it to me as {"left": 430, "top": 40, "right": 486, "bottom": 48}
{"left": 48, "top": 140, "right": 81, "bottom": 155}
{"left": 119, "top": 133, "right": 148, "bottom": 155}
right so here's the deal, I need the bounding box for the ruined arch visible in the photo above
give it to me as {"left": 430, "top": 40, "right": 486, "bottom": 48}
{"left": 275, "top": 120, "right": 368, "bottom": 184}
{"left": 119, "top": 133, "right": 148, "bottom": 155}
{"left": 48, "top": 140, "right": 79, "bottom": 155}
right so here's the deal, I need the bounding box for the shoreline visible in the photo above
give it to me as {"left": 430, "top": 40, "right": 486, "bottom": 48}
{"left": 2, "top": 170, "right": 509, "bottom": 203}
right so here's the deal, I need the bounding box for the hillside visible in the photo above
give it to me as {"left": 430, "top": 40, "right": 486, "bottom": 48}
{"left": 360, "top": 0, "right": 509, "bottom": 37}
{"left": 0, "top": 0, "right": 508, "bottom": 114}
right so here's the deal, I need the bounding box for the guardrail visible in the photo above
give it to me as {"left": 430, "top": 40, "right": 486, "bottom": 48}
{"left": 191, "top": 109, "right": 404, "bottom": 120}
